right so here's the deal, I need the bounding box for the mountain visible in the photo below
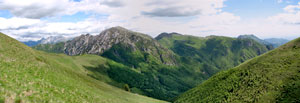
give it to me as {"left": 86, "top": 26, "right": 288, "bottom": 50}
{"left": 237, "top": 34, "right": 269, "bottom": 44}
{"left": 175, "top": 37, "right": 300, "bottom": 103}
{"left": 155, "top": 32, "right": 182, "bottom": 40}
{"left": 64, "top": 26, "right": 177, "bottom": 66}
{"left": 264, "top": 38, "right": 289, "bottom": 48}
{"left": 237, "top": 34, "right": 274, "bottom": 49}
{"left": 33, "top": 27, "right": 183, "bottom": 100}
{"left": 22, "top": 40, "right": 42, "bottom": 47}
{"left": 33, "top": 42, "right": 65, "bottom": 53}
{"left": 33, "top": 27, "right": 273, "bottom": 101}
{"left": 238, "top": 34, "right": 290, "bottom": 48}
{"left": 40, "top": 36, "right": 70, "bottom": 44}
{"left": 0, "top": 32, "right": 166, "bottom": 103}
{"left": 156, "top": 33, "right": 273, "bottom": 76}
{"left": 22, "top": 36, "right": 71, "bottom": 47}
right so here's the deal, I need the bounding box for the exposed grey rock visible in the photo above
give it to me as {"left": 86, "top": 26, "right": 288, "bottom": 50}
{"left": 64, "top": 26, "right": 177, "bottom": 65}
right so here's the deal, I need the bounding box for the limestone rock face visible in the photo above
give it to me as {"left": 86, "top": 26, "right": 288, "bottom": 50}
{"left": 64, "top": 26, "right": 177, "bottom": 65}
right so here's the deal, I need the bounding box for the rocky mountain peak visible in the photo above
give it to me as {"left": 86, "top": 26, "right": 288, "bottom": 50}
{"left": 105, "top": 26, "right": 128, "bottom": 32}
{"left": 64, "top": 26, "right": 177, "bottom": 66}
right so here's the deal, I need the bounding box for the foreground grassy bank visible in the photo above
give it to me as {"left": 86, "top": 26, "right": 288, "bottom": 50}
{"left": 175, "top": 37, "right": 300, "bottom": 102}
{"left": 0, "top": 33, "right": 166, "bottom": 103}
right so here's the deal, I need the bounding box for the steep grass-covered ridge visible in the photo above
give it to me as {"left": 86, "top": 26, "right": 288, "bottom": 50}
{"left": 0, "top": 32, "right": 166, "bottom": 103}
{"left": 175, "top": 37, "right": 300, "bottom": 103}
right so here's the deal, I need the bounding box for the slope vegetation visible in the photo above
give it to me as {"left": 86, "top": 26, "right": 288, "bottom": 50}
{"left": 0, "top": 33, "right": 166, "bottom": 103}
{"left": 64, "top": 26, "right": 177, "bottom": 66}
{"left": 33, "top": 27, "right": 273, "bottom": 101}
{"left": 33, "top": 42, "right": 65, "bottom": 53}
{"left": 156, "top": 33, "right": 272, "bottom": 76}
{"left": 175, "top": 37, "right": 300, "bottom": 103}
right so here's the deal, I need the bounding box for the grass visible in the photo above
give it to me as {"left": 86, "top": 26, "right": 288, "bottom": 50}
{"left": 175, "top": 37, "right": 300, "bottom": 103}
{"left": 0, "top": 33, "right": 167, "bottom": 103}
{"left": 32, "top": 42, "right": 65, "bottom": 53}
{"left": 32, "top": 30, "right": 273, "bottom": 101}
{"left": 157, "top": 34, "right": 207, "bottom": 49}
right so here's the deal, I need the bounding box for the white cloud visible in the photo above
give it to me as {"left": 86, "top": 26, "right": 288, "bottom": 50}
{"left": 283, "top": 2, "right": 300, "bottom": 13}
{"left": 269, "top": 2, "right": 300, "bottom": 24}
{"left": 101, "top": 0, "right": 125, "bottom": 7}
{"left": 0, "top": 17, "right": 121, "bottom": 41}
{"left": 268, "top": 12, "right": 300, "bottom": 24}
{"left": 0, "top": 17, "right": 41, "bottom": 30}
{"left": 0, "top": 0, "right": 109, "bottom": 19}
{"left": 117, "top": 12, "right": 241, "bottom": 37}
{"left": 0, "top": 0, "right": 71, "bottom": 19}
{"left": 0, "top": 0, "right": 233, "bottom": 40}
{"left": 141, "top": 0, "right": 224, "bottom": 17}
{"left": 0, "top": 0, "right": 299, "bottom": 41}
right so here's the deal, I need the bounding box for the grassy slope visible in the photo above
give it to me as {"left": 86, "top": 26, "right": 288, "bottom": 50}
{"left": 32, "top": 42, "right": 65, "bottom": 53}
{"left": 0, "top": 33, "right": 166, "bottom": 103}
{"left": 32, "top": 33, "right": 272, "bottom": 101}
{"left": 175, "top": 37, "right": 300, "bottom": 103}
{"left": 158, "top": 34, "right": 271, "bottom": 81}
{"left": 158, "top": 34, "right": 206, "bottom": 49}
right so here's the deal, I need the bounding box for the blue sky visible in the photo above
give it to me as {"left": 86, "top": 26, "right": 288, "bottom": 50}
{"left": 224, "top": 0, "right": 298, "bottom": 18}
{"left": 0, "top": 0, "right": 300, "bottom": 41}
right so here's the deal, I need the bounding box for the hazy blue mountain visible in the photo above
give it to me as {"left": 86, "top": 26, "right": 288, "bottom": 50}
{"left": 33, "top": 27, "right": 274, "bottom": 101}
{"left": 22, "top": 36, "right": 71, "bottom": 47}
{"left": 238, "top": 34, "right": 271, "bottom": 45}
{"left": 22, "top": 40, "right": 42, "bottom": 47}
{"left": 264, "top": 38, "right": 289, "bottom": 47}
{"left": 238, "top": 34, "right": 290, "bottom": 48}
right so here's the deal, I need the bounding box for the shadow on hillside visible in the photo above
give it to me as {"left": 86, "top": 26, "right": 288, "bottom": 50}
{"left": 82, "top": 64, "right": 108, "bottom": 80}
{"left": 82, "top": 64, "right": 123, "bottom": 88}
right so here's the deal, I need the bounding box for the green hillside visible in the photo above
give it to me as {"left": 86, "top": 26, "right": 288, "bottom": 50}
{"left": 32, "top": 42, "right": 65, "bottom": 53}
{"left": 157, "top": 34, "right": 272, "bottom": 77}
{"left": 175, "top": 37, "right": 300, "bottom": 103}
{"left": 0, "top": 33, "right": 166, "bottom": 103}
{"left": 32, "top": 28, "right": 273, "bottom": 101}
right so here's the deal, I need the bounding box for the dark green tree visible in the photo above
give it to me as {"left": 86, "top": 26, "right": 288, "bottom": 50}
{"left": 124, "top": 84, "right": 130, "bottom": 92}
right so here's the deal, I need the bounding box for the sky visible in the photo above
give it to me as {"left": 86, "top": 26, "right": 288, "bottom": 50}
{"left": 0, "top": 0, "right": 300, "bottom": 41}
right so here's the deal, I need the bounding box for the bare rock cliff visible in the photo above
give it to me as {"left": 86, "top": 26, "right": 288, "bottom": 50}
{"left": 64, "top": 26, "right": 177, "bottom": 65}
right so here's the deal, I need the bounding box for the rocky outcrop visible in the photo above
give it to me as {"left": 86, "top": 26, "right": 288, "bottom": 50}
{"left": 64, "top": 26, "right": 177, "bottom": 65}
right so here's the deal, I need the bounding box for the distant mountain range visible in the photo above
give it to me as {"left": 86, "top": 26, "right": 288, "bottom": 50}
{"left": 32, "top": 27, "right": 274, "bottom": 101}
{"left": 23, "top": 33, "right": 290, "bottom": 49}
{"left": 238, "top": 34, "right": 289, "bottom": 48}
{"left": 0, "top": 32, "right": 166, "bottom": 103}
{"left": 175, "top": 36, "right": 300, "bottom": 103}
{"left": 1, "top": 26, "right": 299, "bottom": 102}
{"left": 22, "top": 36, "right": 72, "bottom": 47}
{"left": 264, "top": 38, "right": 290, "bottom": 47}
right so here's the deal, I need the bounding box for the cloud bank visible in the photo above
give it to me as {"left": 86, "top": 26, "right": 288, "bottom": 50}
{"left": 0, "top": 0, "right": 299, "bottom": 41}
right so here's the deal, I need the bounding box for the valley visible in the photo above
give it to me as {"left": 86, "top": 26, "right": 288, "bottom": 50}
{"left": 30, "top": 27, "right": 274, "bottom": 101}
{"left": 1, "top": 26, "right": 299, "bottom": 102}
{"left": 1, "top": 0, "right": 299, "bottom": 102}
